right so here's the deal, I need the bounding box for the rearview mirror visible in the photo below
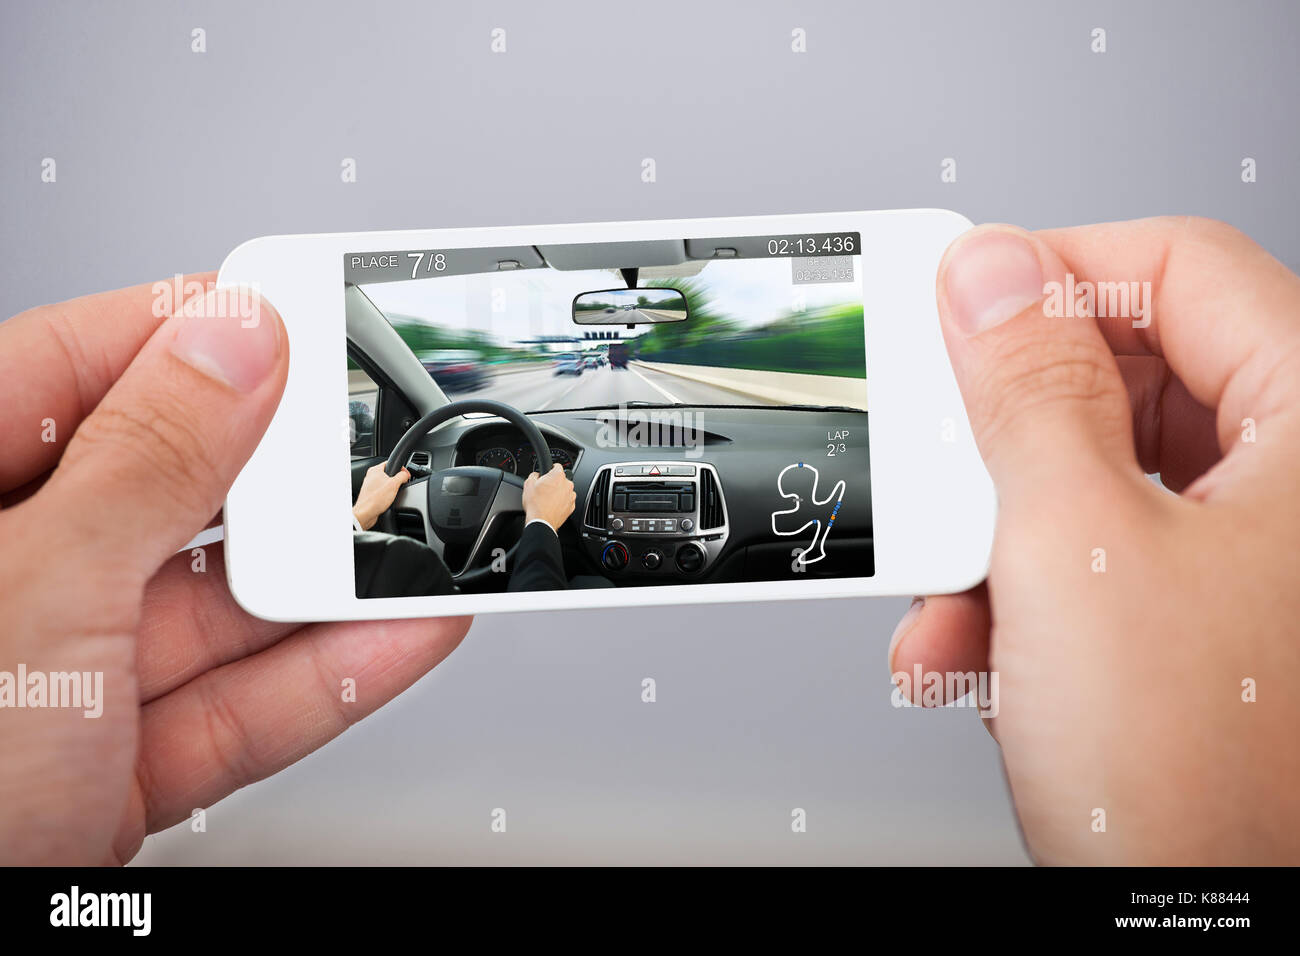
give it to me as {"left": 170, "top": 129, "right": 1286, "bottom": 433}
{"left": 572, "top": 288, "right": 688, "bottom": 325}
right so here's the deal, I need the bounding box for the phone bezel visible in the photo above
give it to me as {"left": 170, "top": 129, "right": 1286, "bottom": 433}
{"left": 219, "top": 209, "right": 994, "bottom": 621}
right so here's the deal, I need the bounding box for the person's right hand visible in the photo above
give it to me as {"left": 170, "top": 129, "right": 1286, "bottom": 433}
{"left": 889, "top": 217, "right": 1300, "bottom": 864}
{"left": 522, "top": 463, "right": 576, "bottom": 532}
{"left": 353, "top": 462, "right": 411, "bottom": 531}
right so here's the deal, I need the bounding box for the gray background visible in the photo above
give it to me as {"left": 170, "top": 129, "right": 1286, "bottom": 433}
{"left": 3, "top": 1, "right": 1296, "bottom": 864}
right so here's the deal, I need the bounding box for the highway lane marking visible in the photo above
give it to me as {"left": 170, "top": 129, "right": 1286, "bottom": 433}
{"left": 487, "top": 365, "right": 553, "bottom": 396}
{"left": 532, "top": 371, "right": 590, "bottom": 411}
{"left": 457, "top": 365, "right": 580, "bottom": 410}
{"left": 629, "top": 366, "right": 683, "bottom": 404}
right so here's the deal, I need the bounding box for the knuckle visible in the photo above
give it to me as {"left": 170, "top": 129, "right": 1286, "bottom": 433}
{"left": 304, "top": 640, "right": 355, "bottom": 730}
{"left": 1183, "top": 215, "right": 1248, "bottom": 249}
{"left": 970, "top": 335, "right": 1120, "bottom": 443}
{"left": 70, "top": 399, "right": 219, "bottom": 514}
{"left": 195, "top": 673, "right": 259, "bottom": 794}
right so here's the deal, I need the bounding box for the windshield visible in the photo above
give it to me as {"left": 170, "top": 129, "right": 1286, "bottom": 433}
{"left": 360, "top": 253, "right": 866, "bottom": 414}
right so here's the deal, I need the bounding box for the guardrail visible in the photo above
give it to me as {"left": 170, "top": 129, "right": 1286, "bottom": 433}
{"left": 631, "top": 360, "right": 868, "bottom": 410}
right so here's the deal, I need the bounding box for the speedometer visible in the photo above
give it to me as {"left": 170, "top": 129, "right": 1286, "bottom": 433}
{"left": 548, "top": 448, "right": 575, "bottom": 474}
{"left": 475, "top": 447, "right": 517, "bottom": 472}
{"left": 516, "top": 446, "right": 575, "bottom": 476}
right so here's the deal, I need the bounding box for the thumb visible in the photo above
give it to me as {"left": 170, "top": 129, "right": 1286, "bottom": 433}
{"left": 40, "top": 286, "right": 287, "bottom": 582}
{"left": 937, "top": 225, "right": 1136, "bottom": 503}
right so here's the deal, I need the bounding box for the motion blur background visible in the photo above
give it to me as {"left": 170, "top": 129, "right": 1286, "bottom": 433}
{"left": 3, "top": 1, "right": 1296, "bottom": 864}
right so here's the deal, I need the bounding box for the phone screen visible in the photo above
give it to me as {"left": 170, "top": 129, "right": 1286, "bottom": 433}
{"left": 344, "top": 230, "right": 874, "bottom": 598}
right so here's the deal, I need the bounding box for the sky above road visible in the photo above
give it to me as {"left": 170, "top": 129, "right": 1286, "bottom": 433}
{"left": 360, "top": 256, "right": 861, "bottom": 346}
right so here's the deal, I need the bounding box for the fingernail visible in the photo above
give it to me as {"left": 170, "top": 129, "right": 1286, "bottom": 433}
{"left": 944, "top": 230, "right": 1044, "bottom": 336}
{"left": 887, "top": 596, "right": 925, "bottom": 674}
{"left": 169, "top": 287, "right": 281, "bottom": 391}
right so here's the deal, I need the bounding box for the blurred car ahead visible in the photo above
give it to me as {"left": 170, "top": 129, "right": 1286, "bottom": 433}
{"left": 420, "top": 349, "right": 488, "bottom": 392}
{"left": 552, "top": 352, "right": 585, "bottom": 376}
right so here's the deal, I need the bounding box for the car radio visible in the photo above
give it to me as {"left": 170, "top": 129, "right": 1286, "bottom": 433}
{"left": 581, "top": 462, "right": 730, "bottom": 575}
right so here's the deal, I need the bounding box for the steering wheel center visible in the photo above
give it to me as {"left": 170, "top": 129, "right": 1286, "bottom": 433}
{"left": 377, "top": 399, "right": 554, "bottom": 584}
{"left": 425, "top": 466, "right": 503, "bottom": 544}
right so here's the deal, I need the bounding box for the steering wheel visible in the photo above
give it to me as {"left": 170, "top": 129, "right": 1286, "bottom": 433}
{"left": 377, "top": 399, "right": 553, "bottom": 585}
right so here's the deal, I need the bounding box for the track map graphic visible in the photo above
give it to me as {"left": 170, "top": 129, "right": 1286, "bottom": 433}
{"left": 771, "top": 462, "right": 847, "bottom": 565}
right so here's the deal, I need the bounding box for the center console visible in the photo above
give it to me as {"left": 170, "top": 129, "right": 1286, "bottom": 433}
{"left": 580, "top": 462, "right": 729, "bottom": 578}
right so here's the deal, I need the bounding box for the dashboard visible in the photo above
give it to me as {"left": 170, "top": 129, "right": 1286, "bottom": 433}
{"left": 400, "top": 407, "right": 872, "bottom": 587}
{"left": 453, "top": 424, "right": 579, "bottom": 478}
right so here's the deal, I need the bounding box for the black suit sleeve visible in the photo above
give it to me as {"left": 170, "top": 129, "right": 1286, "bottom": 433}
{"left": 507, "top": 521, "right": 569, "bottom": 592}
{"left": 353, "top": 530, "right": 457, "bottom": 598}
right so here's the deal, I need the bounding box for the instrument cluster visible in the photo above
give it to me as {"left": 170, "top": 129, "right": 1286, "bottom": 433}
{"left": 461, "top": 430, "right": 578, "bottom": 478}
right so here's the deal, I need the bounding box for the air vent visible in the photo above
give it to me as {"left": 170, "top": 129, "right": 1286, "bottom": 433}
{"left": 585, "top": 468, "right": 611, "bottom": 528}
{"left": 699, "top": 469, "right": 725, "bottom": 530}
{"left": 406, "top": 450, "right": 432, "bottom": 477}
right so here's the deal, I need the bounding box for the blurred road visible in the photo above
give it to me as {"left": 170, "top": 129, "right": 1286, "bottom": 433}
{"left": 446, "top": 362, "right": 776, "bottom": 410}
{"left": 580, "top": 306, "right": 686, "bottom": 326}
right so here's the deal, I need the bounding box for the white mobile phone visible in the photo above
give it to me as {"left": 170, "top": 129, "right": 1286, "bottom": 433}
{"left": 219, "top": 209, "right": 994, "bottom": 621}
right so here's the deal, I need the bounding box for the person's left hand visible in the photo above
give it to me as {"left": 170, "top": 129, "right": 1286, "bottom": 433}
{"left": 0, "top": 273, "right": 470, "bottom": 864}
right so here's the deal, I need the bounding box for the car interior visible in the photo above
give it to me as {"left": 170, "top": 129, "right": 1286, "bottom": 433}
{"left": 346, "top": 238, "right": 874, "bottom": 596}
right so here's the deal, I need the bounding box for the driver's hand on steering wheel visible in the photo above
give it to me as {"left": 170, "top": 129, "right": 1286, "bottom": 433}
{"left": 523, "top": 463, "right": 576, "bottom": 532}
{"left": 353, "top": 462, "right": 410, "bottom": 531}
